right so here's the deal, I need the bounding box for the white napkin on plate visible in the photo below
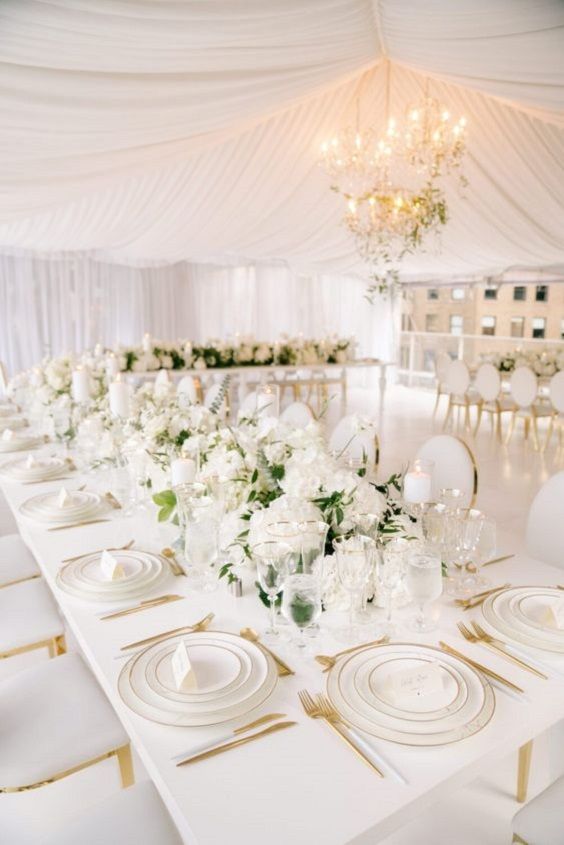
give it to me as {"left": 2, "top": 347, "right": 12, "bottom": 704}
{"left": 100, "top": 550, "right": 124, "bottom": 581}
{"left": 543, "top": 598, "right": 564, "bottom": 630}
{"left": 56, "top": 487, "right": 73, "bottom": 508}
{"left": 25, "top": 453, "right": 36, "bottom": 468}
{"left": 171, "top": 640, "right": 197, "bottom": 691}
{"left": 2, "top": 428, "right": 14, "bottom": 441}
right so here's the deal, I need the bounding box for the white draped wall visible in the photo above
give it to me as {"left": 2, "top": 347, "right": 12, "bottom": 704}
{"left": 0, "top": 255, "right": 398, "bottom": 375}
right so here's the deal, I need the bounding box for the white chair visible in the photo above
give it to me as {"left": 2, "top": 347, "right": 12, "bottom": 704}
{"left": 506, "top": 366, "right": 553, "bottom": 450}
{"left": 0, "top": 577, "right": 66, "bottom": 659}
{"left": 473, "top": 363, "right": 516, "bottom": 440}
{"left": 0, "top": 533, "right": 39, "bottom": 587}
{"left": 239, "top": 390, "right": 258, "bottom": 416}
{"left": 39, "top": 780, "right": 182, "bottom": 845}
{"left": 177, "top": 375, "right": 198, "bottom": 404}
{"left": 0, "top": 652, "right": 131, "bottom": 793}
{"left": 204, "top": 382, "right": 229, "bottom": 418}
{"left": 415, "top": 434, "right": 478, "bottom": 508}
{"left": 526, "top": 471, "right": 564, "bottom": 568}
{"left": 544, "top": 371, "right": 564, "bottom": 451}
{"left": 329, "top": 415, "right": 379, "bottom": 469}
{"left": 280, "top": 401, "right": 314, "bottom": 428}
{"left": 433, "top": 351, "right": 452, "bottom": 417}
{"left": 512, "top": 773, "right": 564, "bottom": 844}
{"left": 443, "top": 360, "right": 481, "bottom": 432}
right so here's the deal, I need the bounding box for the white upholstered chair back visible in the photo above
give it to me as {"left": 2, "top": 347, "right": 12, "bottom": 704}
{"left": 329, "top": 415, "right": 378, "bottom": 467}
{"left": 239, "top": 391, "right": 258, "bottom": 415}
{"left": 435, "top": 352, "right": 451, "bottom": 384}
{"left": 177, "top": 376, "right": 198, "bottom": 404}
{"left": 526, "top": 471, "right": 564, "bottom": 568}
{"left": 204, "top": 383, "right": 227, "bottom": 414}
{"left": 445, "top": 360, "right": 471, "bottom": 396}
{"left": 510, "top": 367, "right": 538, "bottom": 408}
{"left": 415, "top": 434, "right": 477, "bottom": 508}
{"left": 280, "top": 401, "right": 314, "bottom": 428}
{"left": 549, "top": 371, "right": 564, "bottom": 414}
{"left": 474, "top": 363, "right": 501, "bottom": 402}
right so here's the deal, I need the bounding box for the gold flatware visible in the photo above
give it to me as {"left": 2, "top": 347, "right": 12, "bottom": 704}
{"left": 0, "top": 573, "right": 41, "bottom": 590}
{"left": 467, "top": 621, "right": 547, "bottom": 679}
{"left": 239, "top": 627, "right": 294, "bottom": 676}
{"left": 176, "top": 720, "right": 297, "bottom": 767}
{"left": 47, "top": 518, "right": 111, "bottom": 532}
{"left": 161, "top": 547, "right": 185, "bottom": 577}
{"left": 439, "top": 641, "right": 524, "bottom": 693}
{"left": 315, "top": 635, "right": 389, "bottom": 672}
{"left": 172, "top": 713, "right": 287, "bottom": 761}
{"left": 62, "top": 539, "right": 135, "bottom": 564}
{"left": 120, "top": 612, "right": 215, "bottom": 650}
{"left": 21, "top": 475, "right": 74, "bottom": 485}
{"left": 298, "top": 690, "right": 384, "bottom": 777}
{"left": 483, "top": 554, "right": 515, "bottom": 567}
{"left": 104, "top": 491, "right": 122, "bottom": 510}
{"left": 99, "top": 594, "right": 184, "bottom": 620}
{"left": 454, "top": 583, "right": 510, "bottom": 610}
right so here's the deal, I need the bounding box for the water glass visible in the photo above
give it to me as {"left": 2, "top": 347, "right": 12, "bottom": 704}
{"left": 184, "top": 496, "right": 220, "bottom": 592}
{"left": 333, "top": 535, "right": 375, "bottom": 641}
{"left": 281, "top": 574, "right": 322, "bottom": 649}
{"left": 377, "top": 536, "right": 410, "bottom": 635}
{"left": 253, "top": 541, "right": 293, "bottom": 643}
{"left": 405, "top": 550, "right": 443, "bottom": 632}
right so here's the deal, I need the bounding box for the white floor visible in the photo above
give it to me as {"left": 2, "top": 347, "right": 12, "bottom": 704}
{"left": 2, "top": 383, "right": 562, "bottom": 844}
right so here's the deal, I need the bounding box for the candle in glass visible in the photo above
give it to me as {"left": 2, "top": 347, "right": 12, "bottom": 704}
{"left": 71, "top": 367, "right": 91, "bottom": 403}
{"left": 171, "top": 457, "right": 196, "bottom": 487}
{"left": 403, "top": 459, "right": 433, "bottom": 504}
{"left": 109, "top": 376, "right": 130, "bottom": 418}
{"left": 256, "top": 384, "right": 280, "bottom": 418}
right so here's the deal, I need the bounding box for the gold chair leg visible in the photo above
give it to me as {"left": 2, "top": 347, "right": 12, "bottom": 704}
{"left": 544, "top": 415, "right": 554, "bottom": 452}
{"left": 517, "top": 740, "right": 533, "bottom": 803}
{"left": 116, "top": 744, "right": 134, "bottom": 788}
{"left": 432, "top": 386, "right": 441, "bottom": 418}
{"left": 505, "top": 412, "right": 516, "bottom": 445}
{"left": 531, "top": 415, "right": 540, "bottom": 451}
{"left": 496, "top": 411, "right": 503, "bottom": 442}
{"left": 443, "top": 396, "right": 453, "bottom": 431}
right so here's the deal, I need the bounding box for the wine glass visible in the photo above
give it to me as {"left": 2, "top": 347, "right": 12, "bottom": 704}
{"left": 449, "top": 509, "right": 485, "bottom": 597}
{"left": 468, "top": 517, "right": 496, "bottom": 590}
{"left": 377, "top": 536, "right": 410, "bottom": 635}
{"left": 266, "top": 520, "right": 301, "bottom": 572}
{"left": 184, "top": 495, "right": 220, "bottom": 592}
{"left": 281, "top": 573, "right": 322, "bottom": 649}
{"left": 405, "top": 549, "right": 443, "bottom": 632}
{"left": 253, "top": 541, "right": 293, "bottom": 644}
{"left": 333, "top": 535, "right": 375, "bottom": 642}
{"left": 297, "top": 520, "right": 329, "bottom": 577}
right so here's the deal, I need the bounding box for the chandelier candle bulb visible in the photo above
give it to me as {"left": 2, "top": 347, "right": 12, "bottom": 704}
{"left": 403, "top": 461, "right": 433, "bottom": 504}
{"left": 171, "top": 457, "right": 196, "bottom": 487}
{"left": 109, "top": 377, "right": 130, "bottom": 418}
{"left": 71, "top": 367, "right": 90, "bottom": 403}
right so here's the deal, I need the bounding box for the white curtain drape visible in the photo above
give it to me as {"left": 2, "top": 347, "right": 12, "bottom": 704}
{"left": 0, "top": 254, "right": 398, "bottom": 375}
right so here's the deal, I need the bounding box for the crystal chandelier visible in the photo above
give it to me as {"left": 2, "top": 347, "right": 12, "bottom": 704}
{"left": 319, "top": 62, "right": 467, "bottom": 297}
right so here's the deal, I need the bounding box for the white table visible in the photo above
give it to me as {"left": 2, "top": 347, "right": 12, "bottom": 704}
{"left": 3, "top": 468, "right": 564, "bottom": 844}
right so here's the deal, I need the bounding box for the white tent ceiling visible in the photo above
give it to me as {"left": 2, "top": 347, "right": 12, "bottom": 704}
{"left": 1, "top": 0, "right": 564, "bottom": 281}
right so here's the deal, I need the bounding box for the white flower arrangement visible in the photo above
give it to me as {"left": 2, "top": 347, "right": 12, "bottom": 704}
{"left": 483, "top": 347, "right": 564, "bottom": 377}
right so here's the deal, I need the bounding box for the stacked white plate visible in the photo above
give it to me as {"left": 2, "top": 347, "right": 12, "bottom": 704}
{"left": 326, "top": 642, "right": 495, "bottom": 746}
{"left": 0, "top": 432, "right": 43, "bottom": 453}
{"left": 118, "top": 631, "right": 278, "bottom": 726}
{"left": 0, "top": 455, "right": 68, "bottom": 483}
{"left": 19, "top": 489, "right": 106, "bottom": 524}
{"left": 482, "top": 586, "right": 564, "bottom": 653}
{"left": 56, "top": 549, "right": 169, "bottom": 602}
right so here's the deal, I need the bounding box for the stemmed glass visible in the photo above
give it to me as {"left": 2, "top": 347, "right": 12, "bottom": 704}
{"left": 448, "top": 509, "right": 485, "bottom": 597}
{"left": 253, "top": 541, "right": 293, "bottom": 644}
{"left": 377, "top": 536, "right": 410, "bottom": 635}
{"left": 405, "top": 549, "right": 443, "bottom": 632}
{"left": 466, "top": 516, "right": 496, "bottom": 591}
{"left": 333, "top": 535, "right": 375, "bottom": 642}
{"left": 282, "top": 574, "right": 322, "bottom": 649}
{"left": 297, "top": 520, "right": 329, "bottom": 577}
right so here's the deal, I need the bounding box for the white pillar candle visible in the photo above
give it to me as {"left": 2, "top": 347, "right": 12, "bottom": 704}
{"left": 71, "top": 367, "right": 91, "bottom": 403}
{"left": 109, "top": 377, "right": 130, "bottom": 418}
{"left": 256, "top": 384, "right": 280, "bottom": 418}
{"left": 171, "top": 457, "right": 196, "bottom": 486}
{"left": 184, "top": 341, "right": 193, "bottom": 357}
{"left": 93, "top": 343, "right": 103, "bottom": 358}
{"left": 142, "top": 332, "right": 152, "bottom": 353}
{"left": 403, "top": 466, "right": 432, "bottom": 504}
{"left": 106, "top": 354, "right": 119, "bottom": 379}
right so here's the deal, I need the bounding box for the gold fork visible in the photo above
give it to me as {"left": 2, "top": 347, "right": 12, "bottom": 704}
{"left": 457, "top": 622, "right": 543, "bottom": 678}
{"left": 298, "top": 689, "right": 384, "bottom": 777}
{"left": 454, "top": 583, "right": 510, "bottom": 610}
{"left": 315, "top": 636, "right": 389, "bottom": 672}
{"left": 119, "top": 612, "right": 215, "bottom": 651}
{"left": 468, "top": 621, "right": 547, "bottom": 679}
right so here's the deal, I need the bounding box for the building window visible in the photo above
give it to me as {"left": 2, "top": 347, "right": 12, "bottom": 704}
{"left": 425, "top": 313, "right": 439, "bottom": 332}
{"left": 532, "top": 317, "right": 546, "bottom": 339}
{"left": 427, "top": 288, "right": 439, "bottom": 300}
{"left": 510, "top": 317, "right": 525, "bottom": 339}
{"left": 535, "top": 285, "right": 548, "bottom": 302}
{"left": 451, "top": 288, "right": 465, "bottom": 301}
{"left": 484, "top": 286, "right": 497, "bottom": 300}
{"left": 513, "top": 286, "right": 527, "bottom": 301}
{"left": 450, "top": 314, "right": 463, "bottom": 336}
{"left": 481, "top": 316, "right": 496, "bottom": 336}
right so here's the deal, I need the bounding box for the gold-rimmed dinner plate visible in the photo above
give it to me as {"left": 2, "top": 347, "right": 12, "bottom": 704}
{"left": 483, "top": 587, "right": 564, "bottom": 653}
{"left": 56, "top": 551, "right": 168, "bottom": 602}
{"left": 326, "top": 642, "right": 495, "bottom": 746}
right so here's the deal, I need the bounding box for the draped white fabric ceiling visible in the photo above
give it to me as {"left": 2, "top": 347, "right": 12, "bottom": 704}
{"left": 1, "top": 0, "right": 564, "bottom": 280}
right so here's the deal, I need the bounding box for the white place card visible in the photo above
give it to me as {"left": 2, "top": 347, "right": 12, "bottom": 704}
{"left": 2, "top": 428, "right": 14, "bottom": 441}
{"left": 100, "top": 550, "right": 124, "bottom": 581}
{"left": 171, "top": 640, "right": 197, "bottom": 691}
{"left": 389, "top": 661, "right": 444, "bottom": 704}
{"left": 543, "top": 599, "right": 564, "bottom": 630}
{"left": 56, "top": 487, "right": 72, "bottom": 508}
{"left": 25, "top": 453, "right": 37, "bottom": 468}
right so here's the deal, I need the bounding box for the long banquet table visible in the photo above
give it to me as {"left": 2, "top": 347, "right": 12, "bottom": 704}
{"left": 3, "top": 464, "right": 564, "bottom": 844}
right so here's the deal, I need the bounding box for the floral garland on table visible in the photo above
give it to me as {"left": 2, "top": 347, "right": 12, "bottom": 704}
{"left": 482, "top": 348, "right": 564, "bottom": 377}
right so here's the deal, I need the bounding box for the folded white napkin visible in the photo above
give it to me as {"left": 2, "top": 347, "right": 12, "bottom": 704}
{"left": 2, "top": 428, "right": 14, "bottom": 441}
{"left": 171, "top": 640, "right": 197, "bottom": 691}
{"left": 56, "top": 487, "right": 73, "bottom": 508}
{"left": 100, "top": 549, "right": 124, "bottom": 581}
{"left": 25, "top": 453, "right": 36, "bottom": 468}
{"left": 388, "top": 661, "right": 444, "bottom": 704}
{"left": 543, "top": 598, "right": 564, "bottom": 630}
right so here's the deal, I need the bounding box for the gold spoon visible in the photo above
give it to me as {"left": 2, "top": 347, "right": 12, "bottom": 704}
{"left": 315, "top": 635, "right": 389, "bottom": 672}
{"left": 239, "top": 627, "right": 294, "bottom": 676}
{"left": 161, "top": 547, "right": 185, "bottom": 577}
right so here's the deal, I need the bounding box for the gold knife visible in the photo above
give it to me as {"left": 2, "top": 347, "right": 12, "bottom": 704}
{"left": 99, "top": 594, "right": 184, "bottom": 620}
{"left": 62, "top": 539, "right": 135, "bottom": 563}
{"left": 483, "top": 554, "right": 515, "bottom": 567}
{"left": 176, "top": 721, "right": 297, "bottom": 766}
{"left": 120, "top": 613, "right": 215, "bottom": 650}
{"left": 172, "top": 713, "right": 287, "bottom": 761}
{"left": 439, "top": 641, "right": 524, "bottom": 693}
{"left": 48, "top": 518, "right": 111, "bottom": 532}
